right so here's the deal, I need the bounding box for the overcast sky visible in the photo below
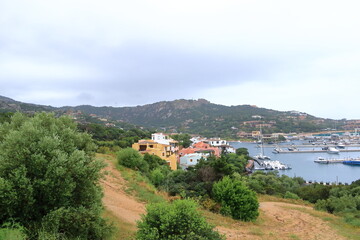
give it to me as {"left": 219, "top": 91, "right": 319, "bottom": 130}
{"left": 1, "top": 0, "right": 360, "bottom": 119}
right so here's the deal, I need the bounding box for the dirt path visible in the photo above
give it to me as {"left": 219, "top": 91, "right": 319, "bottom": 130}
{"left": 217, "top": 202, "right": 347, "bottom": 240}
{"left": 100, "top": 158, "right": 145, "bottom": 225}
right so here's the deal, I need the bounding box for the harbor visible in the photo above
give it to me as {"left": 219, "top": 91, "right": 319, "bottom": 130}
{"left": 230, "top": 140, "right": 360, "bottom": 184}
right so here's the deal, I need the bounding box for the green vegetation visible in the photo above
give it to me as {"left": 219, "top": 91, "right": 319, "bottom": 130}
{"left": 0, "top": 113, "right": 112, "bottom": 239}
{"left": 213, "top": 176, "right": 259, "bottom": 221}
{"left": 171, "top": 133, "right": 192, "bottom": 148}
{"left": 0, "top": 223, "right": 26, "bottom": 240}
{"left": 78, "top": 123, "right": 152, "bottom": 151}
{"left": 117, "top": 148, "right": 171, "bottom": 186}
{"left": 242, "top": 171, "right": 360, "bottom": 228}
{"left": 136, "top": 199, "right": 224, "bottom": 240}
{"left": 314, "top": 180, "right": 360, "bottom": 226}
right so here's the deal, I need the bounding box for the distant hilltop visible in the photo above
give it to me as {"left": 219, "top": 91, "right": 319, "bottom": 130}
{"left": 0, "top": 95, "right": 354, "bottom": 138}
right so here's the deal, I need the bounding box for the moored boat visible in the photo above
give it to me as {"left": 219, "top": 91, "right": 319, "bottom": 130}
{"left": 314, "top": 157, "right": 329, "bottom": 164}
{"left": 327, "top": 147, "right": 340, "bottom": 154}
{"left": 343, "top": 160, "right": 360, "bottom": 165}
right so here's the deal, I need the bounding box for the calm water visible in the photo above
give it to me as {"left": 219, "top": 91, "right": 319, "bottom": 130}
{"left": 230, "top": 141, "right": 360, "bottom": 184}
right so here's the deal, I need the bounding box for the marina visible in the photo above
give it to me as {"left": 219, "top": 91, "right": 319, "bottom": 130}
{"left": 230, "top": 140, "right": 360, "bottom": 184}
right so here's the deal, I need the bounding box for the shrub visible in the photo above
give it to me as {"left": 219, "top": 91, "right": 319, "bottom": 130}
{"left": 117, "top": 148, "right": 149, "bottom": 173}
{"left": 149, "top": 168, "right": 166, "bottom": 187}
{"left": 212, "top": 176, "right": 259, "bottom": 221}
{"left": 0, "top": 113, "right": 112, "bottom": 239}
{"left": 136, "top": 199, "right": 224, "bottom": 240}
{"left": 284, "top": 191, "right": 300, "bottom": 200}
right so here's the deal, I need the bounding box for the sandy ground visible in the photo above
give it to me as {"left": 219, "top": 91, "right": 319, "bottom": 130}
{"left": 101, "top": 159, "right": 145, "bottom": 224}
{"left": 217, "top": 202, "right": 347, "bottom": 240}
{"left": 100, "top": 156, "right": 346, "bottom": 240}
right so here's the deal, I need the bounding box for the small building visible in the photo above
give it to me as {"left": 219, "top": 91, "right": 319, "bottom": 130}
{"left": 179, "top": 153, "right": 207, "bottom": 169}
{"left": 132, "top": 139, "right": 179, "bottom": 170}
{"left": 151, "top": 133, "right": 173, "bottom": 145}
{"left": 206, "top": 138, "right": 228, "bottom": 147}
{"left": 179, "top": 141, "right": 221, "bottom": 158}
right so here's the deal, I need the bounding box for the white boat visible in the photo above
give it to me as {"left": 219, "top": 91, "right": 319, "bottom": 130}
{"left": 336, "top": 143, "right": 345, "bottom": 149}
{"left": 314, "top": 157, "right": 329, "bottom": 164}
{"left": 327, "top": 147, "right": 340, "bottom": 154}
{"left": 254, "top": 153, "right": 271, "bottom": 160}
{"left": 262, "top": 160, "right": 291, "bottom": 170}
{"left": 272, "top": 147, "right": 283, "bottom": 154}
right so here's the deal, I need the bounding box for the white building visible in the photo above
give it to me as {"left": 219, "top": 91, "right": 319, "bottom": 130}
{"left": 207, "top": 138, "right": 227, "bottom": 147}
{"left": 151, "top": 133, "right": 173, "bottom": 145}
{"left": 151, "top": 133, "right": 179, "bottom": 152}
{"left": 179, "top": 153, "right": 207, "bottom": 169}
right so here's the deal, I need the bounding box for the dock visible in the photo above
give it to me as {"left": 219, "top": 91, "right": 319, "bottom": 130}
{"left": 260, "top": 144, "right": 360, "bottom": 148}
{"left": 314, "top": 157, "right": 360, "bottom": 164}
{"left": 274, "top": 149, "right": 360, "bottom": 154}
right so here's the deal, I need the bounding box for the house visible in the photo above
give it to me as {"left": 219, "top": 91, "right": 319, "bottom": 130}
{"left": 179, "top": 153, "right": 207, "bottom": 169}
{"left": 151, "top": 133, "right": 174, "bottom": 145}
{"left": 179, "top": 142, "right": 221, "bottom": 158}
{"left": 132, "top": 139, "right": 178, "bottom": 170}
{"left": 206, "top": 138, "right": 228, "bottom": 147}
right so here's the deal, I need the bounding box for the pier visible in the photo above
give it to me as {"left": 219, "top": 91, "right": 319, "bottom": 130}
{"left": 261, "top": 144, "right": 360, "bottom": 148}
{"left": 314, "top": 157, "right": 360, "bottom": 164}
{"left": 274, "top": 149, "right": 360, "bottom": 153}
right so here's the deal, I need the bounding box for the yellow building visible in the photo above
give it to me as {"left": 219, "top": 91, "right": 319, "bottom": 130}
{"left": 132, "top": 139, "right": 179, "bottom": 170}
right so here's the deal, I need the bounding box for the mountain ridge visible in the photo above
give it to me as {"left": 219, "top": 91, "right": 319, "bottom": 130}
{"left": 0, "top": 95, "right": 344, "bottom": 137}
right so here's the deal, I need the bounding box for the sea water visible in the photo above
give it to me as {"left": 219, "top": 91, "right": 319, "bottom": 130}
{"left": 230, "top": 141, "right": 360, "bottom": 184}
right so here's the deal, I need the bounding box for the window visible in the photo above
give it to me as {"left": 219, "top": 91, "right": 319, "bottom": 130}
{"left": 190, "top": 159, "right": 193, "bottom": 162}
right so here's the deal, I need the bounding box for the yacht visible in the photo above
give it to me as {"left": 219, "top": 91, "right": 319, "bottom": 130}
{"left": 254, "top": 153, "right": 271, "bottom": 160}
{"left": 314, "top": 157, "right": 329, "bottom": 164}
{"left": 327, "top": 147, "right": 340, "bottom": 154}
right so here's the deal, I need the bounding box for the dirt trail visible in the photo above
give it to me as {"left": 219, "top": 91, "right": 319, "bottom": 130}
{"left": 217, "top": 202, "right": 346, "bottom": 240}
{"left": 100, "top": 156, "right": 346, "bottom": 240}
{"left": 100, "top": 157, "right": 145, "bottom": 224}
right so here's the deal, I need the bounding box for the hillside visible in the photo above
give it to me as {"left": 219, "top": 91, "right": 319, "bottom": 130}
{"left": 0, "top": 95, "right": 344, "bottom": 137}
{"left": 99, "top": 154, "right": 357, "bottom": 240}
{"left": 0, "top": 95, "right": 55, "bottom": 113}
{"left": 61, "top": 99, "right": 341, "bottom": 137}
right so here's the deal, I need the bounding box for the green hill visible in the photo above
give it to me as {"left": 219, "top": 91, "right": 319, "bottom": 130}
{"left": 0, "top": 95, "right": 343, "bottom": 138}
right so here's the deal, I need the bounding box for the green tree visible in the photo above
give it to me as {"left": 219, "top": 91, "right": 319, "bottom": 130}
{"left": 136, "top": 199, "right": 224, "bottom": 240}
{"left": 212, "top": 176, "right": 259, "bottom": 221}
{"left": 0, "top": 112, "right": 112, "bottom": 239}
{"left": 117, "top": 148, "right": 149, "bottom": 173}
{"left": 171, "top": 134, "right": 192, "bottom": 148}
{"left": 143, "top": 153, "right": 168, "bottom": 171}
{"left": 235, "top": 147, "right": 249, "bottom": 156}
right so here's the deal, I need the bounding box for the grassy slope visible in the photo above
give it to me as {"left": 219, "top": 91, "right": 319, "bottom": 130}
{"left": 98, "top": 154, "right": 360, "bottom": 240}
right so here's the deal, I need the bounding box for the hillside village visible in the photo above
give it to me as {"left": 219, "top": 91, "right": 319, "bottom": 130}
{"left": 132, "top": 133, "right": 236, "bottom": 170}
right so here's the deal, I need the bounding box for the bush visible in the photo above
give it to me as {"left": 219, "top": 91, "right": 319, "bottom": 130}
{"left": 136, "top": 199, "right": 224, "bottom": 240}
{"left": 117, "top": 148, "right": 149, "bottom": 173}
{"left": 0, "top": 113, "right": 112, "bottom": 239}
{"left": 212, "top": 176, "right": 259, "bottom": 221}
{"left": 296, "top": 184, "right": 332, "bottom": 203}
{"left": 0, "top": 223, "right": 26, "bottom": 240}
{"left": 149, "top": 168, "right": 166, "bottom": 187}
{"left": 40, "top": 207, "right": 113, "bottom": 239}
{"left": 284, "top": 191, "right": 300, "bottom": 200}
